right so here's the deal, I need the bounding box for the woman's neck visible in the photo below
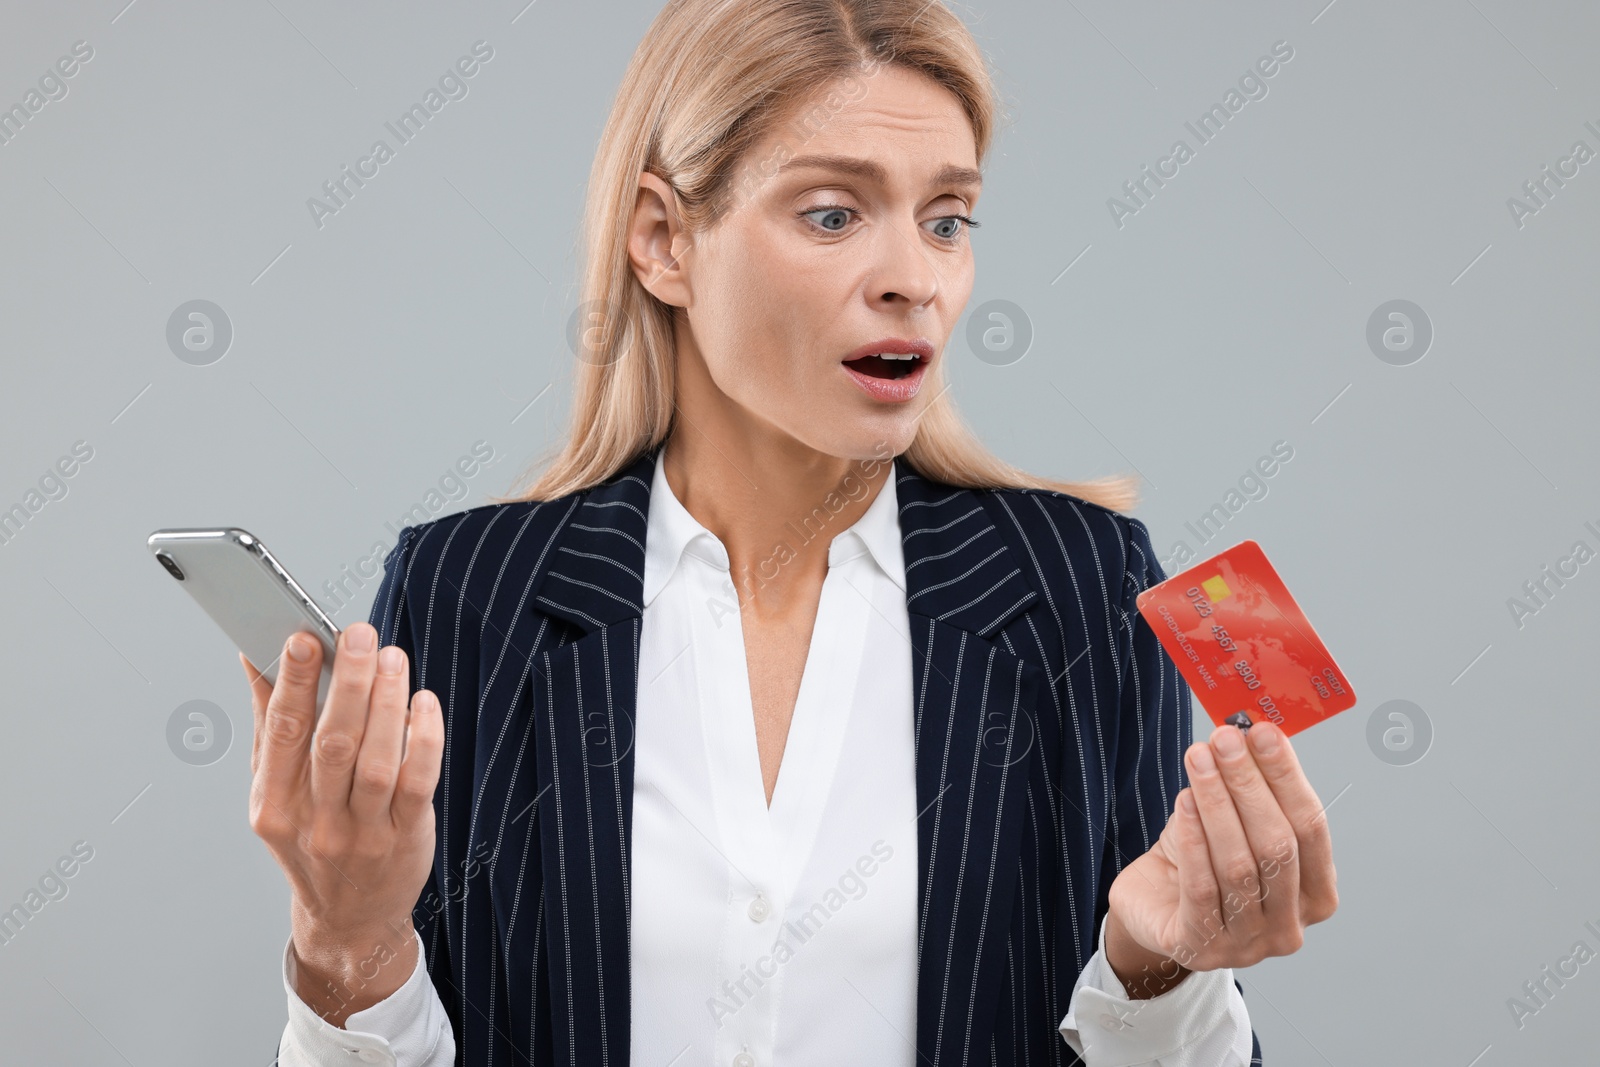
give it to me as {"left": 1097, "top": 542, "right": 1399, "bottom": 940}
{"left": 659, "top": 428, "right": 890, "bottom": 620}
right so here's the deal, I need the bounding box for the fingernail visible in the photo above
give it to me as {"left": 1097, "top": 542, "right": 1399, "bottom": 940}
{"left": 1181, "top": 790, "right": 1197, "bottom": 816}
{"left": 287, "top": 635, "right": 312, "bottom": 662}
{"left": 1190, "top": 744, "right": 1215, "bottom": 775}
{"left": 1250, "top": 722, "right": 1281, "bottom": 755}
{"left": 347, "top": 624, "right": 375, "bottom": 653}
{"left": 378, "top": 646, "right": 403, "bottom": 675}
{"left": 1212, "top": 725, "right": 1243, "bottom": 758}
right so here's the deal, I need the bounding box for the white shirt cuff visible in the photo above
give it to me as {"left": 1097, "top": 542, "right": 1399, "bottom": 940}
{"left": 1058, "top": 914, "right": 1251, "bottom": 1066}
{"left": 278, "top": 930, "right": 453, "bottom": 1066}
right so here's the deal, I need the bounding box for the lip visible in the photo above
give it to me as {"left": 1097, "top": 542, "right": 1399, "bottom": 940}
{"left": 843, "top": 337, "right": 935, "bottom": 363}
{"left": 841, "top": 337, "right": 934, "bottom": 404}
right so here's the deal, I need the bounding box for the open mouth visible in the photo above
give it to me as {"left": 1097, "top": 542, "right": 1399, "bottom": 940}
{"left": 843, "top": 353, "right": 924, "bottom": 380}
{"left": 840, "top": 338, "right": 933, "bottom": 402}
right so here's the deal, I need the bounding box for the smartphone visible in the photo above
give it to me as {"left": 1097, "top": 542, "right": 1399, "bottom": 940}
{"left": 148, "top": 527, "right": 340, "bottom": 719}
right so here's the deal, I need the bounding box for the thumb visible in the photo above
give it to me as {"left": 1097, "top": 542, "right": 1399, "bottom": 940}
{"left": 241, "top": 652, "right": 274, "bottom": 775}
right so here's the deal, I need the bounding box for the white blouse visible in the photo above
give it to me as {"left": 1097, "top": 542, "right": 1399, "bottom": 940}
{"left": 276, "top": 451, "right": 1251, "bottom": 1065}
{"left": 628, "top": 449, "right": 919, "bottom": 1066}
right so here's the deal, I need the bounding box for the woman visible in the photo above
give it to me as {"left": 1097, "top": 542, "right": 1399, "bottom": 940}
{"left": 246, "top": 1, "right": 1336, "bottom": 1063}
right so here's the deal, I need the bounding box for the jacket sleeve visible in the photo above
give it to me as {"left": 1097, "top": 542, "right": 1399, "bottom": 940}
{"left": 1093, "top": 515, "right": 1264, "bottom": 1065}
{"left": 1099, "top": 515, "right": 1191, "bottom": 941}
{"left": 373, "top": 523, "right": 463, "bottom": 1062}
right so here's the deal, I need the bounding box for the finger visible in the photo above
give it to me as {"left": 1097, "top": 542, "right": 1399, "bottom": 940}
{"left": 1246, "top": 721, "right": 1337, "bottom": 921}
{"left": 348, "top": 644, "right": 412, "bottom": 823}
{"left": 1168, "top": 787, "right": 1223, "bottom": 968}
{"left": 240, "top": 652, "right": 274, "bottom": 778}
{"left": 1207, "top": 723, "right": 1301, "bottom": 919}
{"left": 391, "top": 689, "right": 444, "bottom": 829}
{"left": 310, "top": 622, "right": 380, "bottom": 814}
{"left": 1186, "top": 740, "right": 1266, "bottom": 933}
{"left": 257, "top": 633, "right": 322, "bottom": 806}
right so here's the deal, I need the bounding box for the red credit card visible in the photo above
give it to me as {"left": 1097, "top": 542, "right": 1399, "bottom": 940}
{"left": 1135, "top": 539, "right": 1355, "bottom": 738}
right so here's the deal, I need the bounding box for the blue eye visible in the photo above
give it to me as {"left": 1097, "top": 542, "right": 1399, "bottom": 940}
{"left": 927, "top": 214, "right": 980, "bottom": 241}
{"left": 802, "top": 206, "right": 854, "bottom": 232}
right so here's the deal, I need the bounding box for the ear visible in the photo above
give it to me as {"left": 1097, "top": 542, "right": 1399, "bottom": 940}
{"left": 628, "top": 172, "right": 695, "bottom": 308}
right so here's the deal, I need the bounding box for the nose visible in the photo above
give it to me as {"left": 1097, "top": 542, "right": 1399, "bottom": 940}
{"left": 866, "top": 217, "right": 940, "bottom": 311}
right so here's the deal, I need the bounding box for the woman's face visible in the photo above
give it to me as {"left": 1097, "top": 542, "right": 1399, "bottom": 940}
{"left": 642, "top": 64, "right": 982, "bottom": 463}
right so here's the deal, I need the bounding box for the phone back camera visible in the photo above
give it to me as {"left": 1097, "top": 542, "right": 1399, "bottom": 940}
{"left": 156, "top": 551, "right": 186, "bottom": 581}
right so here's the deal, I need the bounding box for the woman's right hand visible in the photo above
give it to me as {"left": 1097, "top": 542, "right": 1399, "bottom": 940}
{"left": 240, "top": 621, "right": 444, "bottom": 1025}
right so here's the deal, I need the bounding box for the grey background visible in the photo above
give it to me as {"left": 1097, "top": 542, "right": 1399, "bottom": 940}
{"left": 1, "top": 0, "right": 1595, "bottom": 1063}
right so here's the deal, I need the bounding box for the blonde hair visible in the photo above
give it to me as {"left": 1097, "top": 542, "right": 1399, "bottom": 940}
{"left": 498, "top": 0, "right": 1140, "bottom": 514}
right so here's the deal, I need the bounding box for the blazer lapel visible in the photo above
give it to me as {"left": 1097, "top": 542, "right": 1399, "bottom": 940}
{"left": 894, "top": 456, "right": 1043, "bottom": 1067}
{"left": 524, "top": 448, "right": 1043, "bottom": 1067}
{"left": 527, "top": 448, "right": 655, "bottom": 1067}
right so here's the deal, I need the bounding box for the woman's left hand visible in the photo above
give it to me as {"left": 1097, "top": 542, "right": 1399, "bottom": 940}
{"left": 1103, "top": 720, "right": 1338, "bottom": 993}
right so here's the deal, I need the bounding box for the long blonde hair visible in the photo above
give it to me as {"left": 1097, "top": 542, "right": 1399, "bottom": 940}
{"left": 498, "top": 0, "right": 1140, "bottom": 513}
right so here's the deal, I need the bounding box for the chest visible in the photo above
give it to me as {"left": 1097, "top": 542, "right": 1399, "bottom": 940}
{"left": 627, "top": 555, "right": 923, "bottom": 1062}
{"left": 740, "top": 590, "right": 822, "bottom": 805}
{"left": 476, "top": 488, "right": 1099, "bottom": 1065}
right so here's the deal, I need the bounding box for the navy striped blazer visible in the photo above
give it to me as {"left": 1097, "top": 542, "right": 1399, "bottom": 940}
{"left": 344, "top": 444, "right": 1263, "bottom": 1066}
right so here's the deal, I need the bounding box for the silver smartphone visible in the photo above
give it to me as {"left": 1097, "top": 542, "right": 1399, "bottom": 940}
{"left": 148, "top": 527, "right": 340, "bottom": 718}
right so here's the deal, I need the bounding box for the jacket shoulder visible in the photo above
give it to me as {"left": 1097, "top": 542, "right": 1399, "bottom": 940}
{"left": 377, "top": 494, "right": 586, "bottom": 637}
{"left": 977, "top": 485, "right": 1161, "bottom": 601}
{"left": 396, "top": 492, "right": 581, "bottom": 570}
{"left": 974, "top": 486, "right": 1170, "bottom": 708}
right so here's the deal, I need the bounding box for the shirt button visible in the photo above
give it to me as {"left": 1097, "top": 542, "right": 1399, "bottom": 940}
{"left": 746, "top": 893, "right": 770, "bottom": 922}
{"left": 1098, "top": 1011, "right": 1127, "bottom": 1031}
{"left": 733, "top": 1052, "right": 755, "bottom": 1067}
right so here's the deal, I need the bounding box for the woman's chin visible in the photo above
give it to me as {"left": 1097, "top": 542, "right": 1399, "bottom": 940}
{"left": 810, "top": 420, "right": 915, "bottom": 464}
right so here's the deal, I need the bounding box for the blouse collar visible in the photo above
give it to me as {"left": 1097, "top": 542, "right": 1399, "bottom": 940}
{"left": 642, "top": 443, "right": 906, "bottom": 607}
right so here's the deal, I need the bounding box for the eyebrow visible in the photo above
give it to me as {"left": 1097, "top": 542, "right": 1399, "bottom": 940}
{"left": 777, "top": 153, "right": 982, "bottom": 190}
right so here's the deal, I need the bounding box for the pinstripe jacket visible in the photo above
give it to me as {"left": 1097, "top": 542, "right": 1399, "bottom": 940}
{"left": 352, "top": 444, "right": 1263, "bottom": 1066}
